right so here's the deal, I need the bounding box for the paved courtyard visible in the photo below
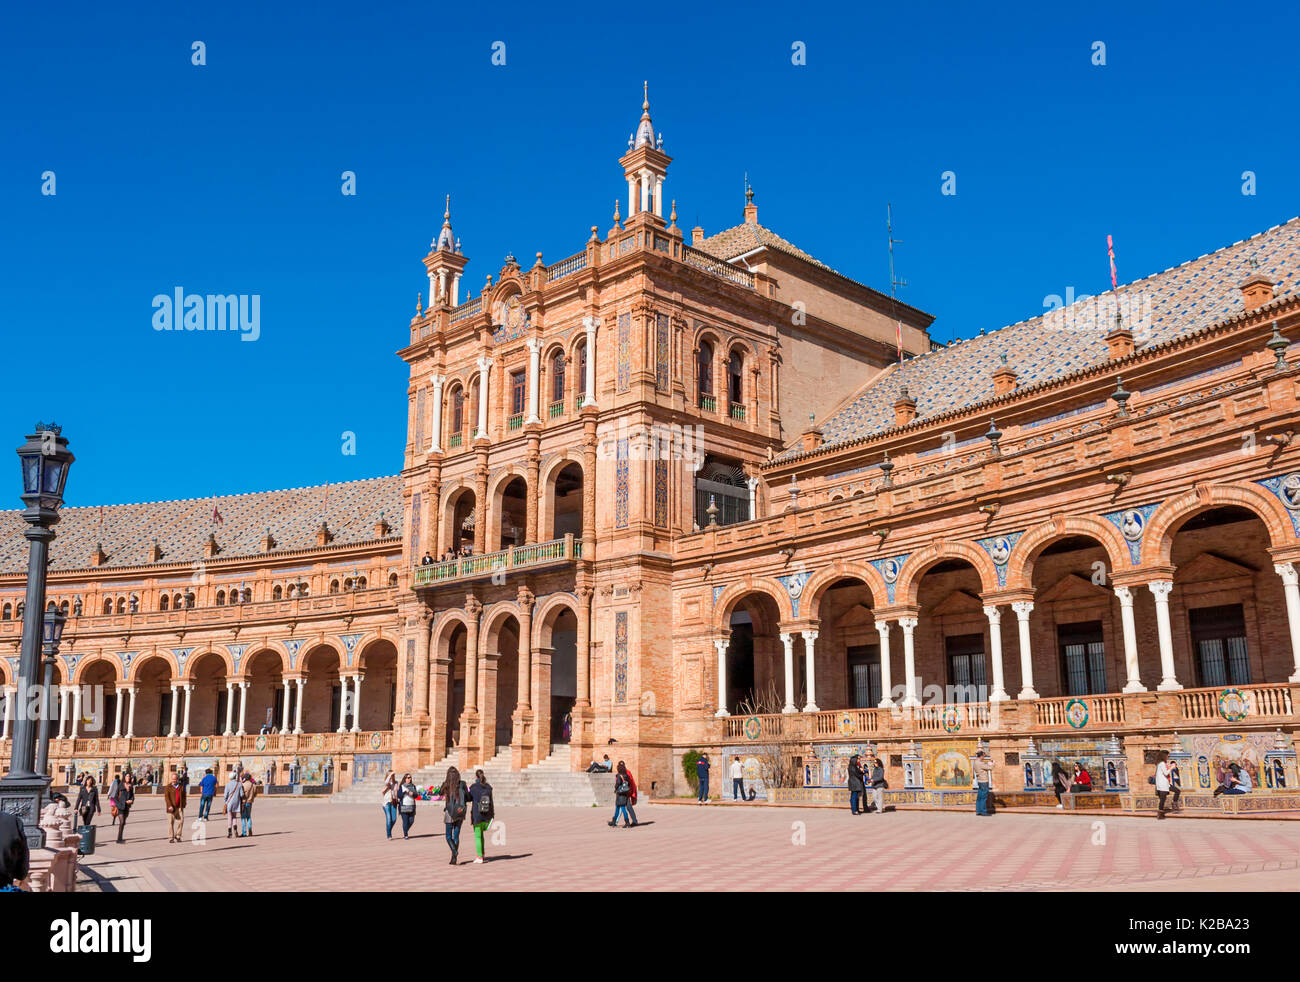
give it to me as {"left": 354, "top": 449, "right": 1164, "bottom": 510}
{"left": 75, "top": 798, "right": 1300, "bottom": 892}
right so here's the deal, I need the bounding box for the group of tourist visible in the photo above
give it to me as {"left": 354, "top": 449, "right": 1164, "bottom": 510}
{"left": 846, "top": 755, "right": 889, "bottom": 815}
{"left": 1211, "top": 760, "right": 1254, "bottom": 796}
{"left": 421, "top": 547, "right": 476, "bottom": 565}
{"left": 1050, "top": 761, "right": 1095, "bottom": 807}
{"left": 380, "top": 767, "right": 495, "bottom": 864}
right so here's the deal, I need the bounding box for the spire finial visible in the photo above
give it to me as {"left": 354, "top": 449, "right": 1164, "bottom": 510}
{"left": 643, "top": 80, "right": 649, "bottom": 111}
{"left": 444, "top": 194, "right": 450, "bottom": 221}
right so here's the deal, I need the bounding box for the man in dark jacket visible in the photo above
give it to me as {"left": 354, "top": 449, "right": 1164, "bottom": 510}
{"left": 696, "top": 754, "right": 710, "bottom": 804}
{"left": 164, "top": 774, "right": 187, "bottom": 843}
{"left": 847, "top": 755, "right": 865, "bottom": 814}
{"left": 0, "top": 811, "right": 30, "bottom": 890}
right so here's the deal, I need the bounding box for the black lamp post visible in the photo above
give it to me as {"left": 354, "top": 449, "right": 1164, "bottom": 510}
{"left": 33, "top": 604, "right": 67, "bottom": 780}
{"left": 0, "top": 423, "right": 73, "bottom": 850}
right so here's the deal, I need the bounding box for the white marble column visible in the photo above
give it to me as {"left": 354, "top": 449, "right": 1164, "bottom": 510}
{"left": 654, "top": 176, "right": 663, "bottom": 217}
{"left": 526, "top": 338, "right": 542, "bottom": 424}
{"left": 802, "top": 630, "right": 819, "bottom": 712}
{"left": 2, "top": 686, "right": 13, "bottom": 739}
{"left": 237, "top": 681, "right": 249, "bottom": 735}
{"left": 111, "top": 687, "right": 124, "bottom": 738}
{"left": 181, "top": 683, "right": 193, "bottom": 737}
{"left": 427, "top": 272, "right": 435, "bottom": 308}
{"left": 900, "top": 617, "right": 920, "bottom": 707}
{"left": 126, "top": 686, "right": 138, "bottom": 738}
{"left": 294, "top": 678, "right": 305, "bottom": 734}
{"left": 714, "top": 639, "right": 730, "bottom": 717}
{"left": 70, "top": 684, "right": 83, "bottom": 738}
{"left": 1274, "top": 563, "right": 1300, "bottom": 682}
{"left": 640, "top": 171, "right": 650, "bottom": 215}
{"left": 475, "top": 356, "right": 493, "bottom": 439}
{"left": 223, "top": 682, "right": 235, "bottom": 736}
{"left": 746, "top": 476, "right": 759, "bottom": 521}
{"left": 1149, "top": 581, "right": 1181, "bottom": 691}
{"left": 626, "top": 177, "right": 636, "bottom": 220}
{"left": 983, "top": 605, "right": 1009, "bottom": 701}
{"left": 56, "top": 687, "right": 69, "bottom": 740}
{"left": 451, "top": 272, "right": 460, "bottom": 307}
{"left": 281, "top": 679, "right": 293, "bottom": 732}
{"left": 874, "top": 621, "right": 894, "bottom": 707}
{"left": 167, "top": 684, "right": 179, "bottom": 737}
{"left": 581, "top": 317, "right": 599, "bottom": 408}
{"left": 350, "top": 675, "right": 364, "bottom": 733}
{"left": 779, "top": 632, "right": 797, "bottom": 714}
{"left": 1011, "top": 600, "right": 1039, "bottom": 699}
{"left": 430, "top": 374, "right": 445, "bottom": 453}
{"left": 1114, "top": 587, "right": 1146, "bottom": 692}
{"left": 336, "top": 677, "right": 349, "bottom": 733}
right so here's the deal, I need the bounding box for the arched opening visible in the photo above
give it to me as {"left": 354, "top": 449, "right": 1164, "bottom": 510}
{"left": 722, "top": 591, "right": 787, "bottom": 714}
{"left": 358, "top": 640, "right": 398, "bottom": 731}
{"left": 1168, "top": 505, "right": 1284, "bottom": 686}
{"left": 1027, "top": 535, "right": 1118, "bottom": 697}
{"left": 188, "top": 652, "right": 229, "bottom": 736}
{"left": 576, "top": 340, "right": 588, "bottom": 406}
{"left": 727, "top": 348, "right": 744, "bottom": 408}
{"left": 813, "top": 578, "right": 880, "bottom": 709}
{"left": 538, "top": 603, "right": 578, "bottom": 743}
{"left": 441, "top": 622, "right": 468, "bottom": 750}
{"left": 448, "top": 383, "right": 466, "bottom": 447}
{"left": 79, "top": 660, "right": 120, "bottom": 738}
{"left": 497, "top": 477, "right": 528, "bottom": 549}
{"left": 551, "top": 462, "right": 584, "bottom": 539}
{"left": 301, "top": 645, "right": 343, "bottom": 733}
{"left": 697, "top": 340, "right": 715, "bottom": 408}
{"left": 548, "top": 349, "right": 566, "bottom": 415}
{"left": 485, "top": 613, "right": 521, "bottom": 749}
{"left": 134, "top": 657, "right": 174, "bottom": 738}
{"left": 694, "top": 454, "right": 750, "bottom": 528}
{"left": 244, "top": 649, "right": 285, "bottom": 733}
{"left": 159, "top": 594, "right": 169, "bottom": 611}
{"left": 446, "top": 488, "right": 477, "bottom": 555}
{"left": 915, "top": 558, "right": 989, "bottom": 704}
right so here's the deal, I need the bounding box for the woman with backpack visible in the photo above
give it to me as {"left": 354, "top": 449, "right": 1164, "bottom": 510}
{"left": 381, "top": 770, "right": 399, "bottom": 839}
{"left": 398, "top": 773, "right": 418, "bottom": 839}
{"left": 433, "top": 766, "right": 470, "bottom": 865}
{"left": 239, "top": 772, "right": 257, "bottom": 837}
{"left": 624, "top": 764, "right": 640, "bottom": 827}
{"left": 609, "top": 761, "right": 633, "bottom": 828}
{"left": 110, "top": 772, "right": 135, "bottom": 844}
{"left": 467, "top": 769, "right": 494, "bottom": 863}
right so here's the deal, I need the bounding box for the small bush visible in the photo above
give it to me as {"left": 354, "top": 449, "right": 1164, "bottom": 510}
{"left": 682, "top": 749, "right": 702, "bottom": 792}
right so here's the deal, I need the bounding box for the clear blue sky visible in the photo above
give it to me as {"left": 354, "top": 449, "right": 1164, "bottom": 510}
{"left": 3, "top": 1, "right": 1296, "bottom": 507}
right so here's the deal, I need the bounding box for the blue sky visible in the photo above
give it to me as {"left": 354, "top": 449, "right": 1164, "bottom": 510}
{"left": 3, "top": 1, "right": 1296, "bottom": 507}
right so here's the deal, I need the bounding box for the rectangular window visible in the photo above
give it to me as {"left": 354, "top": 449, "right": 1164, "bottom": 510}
{"left": 510, "top": 370, "right": 526, "bottom": 415}
{"left": 1189, "top": 604, "right": 1251, "bottom": 686}
{"left": 847, "top": 645, "right": 881, "bottom": 708}
{"left": 945, "top": 634, "right": 986, "bottom": 702}
{"left": 1057, "top": 620, "right": 1106, "bottom": 695}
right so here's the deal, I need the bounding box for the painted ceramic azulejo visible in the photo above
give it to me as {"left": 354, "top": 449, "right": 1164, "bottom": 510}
{"left": 172, "top": 647, "right": 194, "bottom": 672}
{"left": 870, "top": 554, "right": 909, "bottom": 604}
{"left": 279, "top": 638, "right": 304, "bottom": 670}
{"left": 777, "top": 569, "right": 811, "bottom": 618}
{"left": 1258, "top": 473, "right": 1300, "bottom": 535}
{"left": 341, "top": 633, "right": 363, "bottom": 668}
{"left": 976, "top": 530, "right": 1024, "bottom": 588}
{"left": 1103, "top": 501, "right": 1160, "bottom": 564}
{"left": 226, "top": 644, "right": 246, "bottom": 674}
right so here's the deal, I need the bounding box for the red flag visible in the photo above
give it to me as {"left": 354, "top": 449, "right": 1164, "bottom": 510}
{"left": 1107, "top": 234, "right": 1119, "bottom": 292}
{"left": 212, "top": 504, "right": 223, "bottom": 525}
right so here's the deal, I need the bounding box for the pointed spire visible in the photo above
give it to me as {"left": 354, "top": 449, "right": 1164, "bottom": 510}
{"left": 633, "top": 80, "right": 655, "bottom": 148}
{"left": 435, "top": 193, "right": 455, "bottom": 252}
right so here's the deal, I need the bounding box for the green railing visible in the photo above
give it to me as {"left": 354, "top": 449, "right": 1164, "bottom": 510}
{"left": 729, "top": 404, "right": 746, "bottom": 420}
{"left": 549, "top": 401, "right": 564, "bottom": 418}
{"left": 448, "top": 432, "right": 463, "bottom": 448}
{"left": 699, "top": 394, "right": 717, "bottom": 413}
{"left": 412, "top": 534, "right": 582, "bottom": 588}
{"left": 507, "top": 413, "right": 525, "bottom": 432}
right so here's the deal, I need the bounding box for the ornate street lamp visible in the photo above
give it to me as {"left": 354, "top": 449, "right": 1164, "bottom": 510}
{"left": 33, "top": 604, "right": 67, "bottom": 780}
{"left": 0, "top": 423, "right": 74, "bottom": 850}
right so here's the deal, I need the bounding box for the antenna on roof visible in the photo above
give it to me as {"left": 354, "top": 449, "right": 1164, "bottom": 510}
{"left": 887, "top": 203, "right": 908, "bottom": 367}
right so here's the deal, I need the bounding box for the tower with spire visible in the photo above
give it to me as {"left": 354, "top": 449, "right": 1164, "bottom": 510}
{"left": 618, "top": 82, "right": 672, "bottom": 222}
{"left": 423, "top": 194, "right": 469, "bottom": 307}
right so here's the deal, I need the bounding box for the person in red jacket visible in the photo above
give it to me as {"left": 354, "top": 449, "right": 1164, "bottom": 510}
{"left": 624, "top": 765, "right": 640, "bottom": 827}
{"left": 1069, "top": 762, "right": 1093, "bottom": 793}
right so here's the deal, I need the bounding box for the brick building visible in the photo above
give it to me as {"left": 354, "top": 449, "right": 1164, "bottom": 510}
{"left": 3, "top": 94, "right": 1298, "bottom": 808}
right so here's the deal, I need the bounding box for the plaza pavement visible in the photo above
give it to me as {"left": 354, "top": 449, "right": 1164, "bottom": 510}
{"left": 74, "top": 797, "right": 1300, "bottom": 892}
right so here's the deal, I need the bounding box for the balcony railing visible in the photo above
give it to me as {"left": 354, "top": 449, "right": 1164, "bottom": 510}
{"left": 681, "top": 245, "right": 756, "bottom": 289}
{"left": 699, "top": 394, "right": 717, "bottom": 413}
{"left": 507, "top": 413, "right": 524, "bottom": 431}
{"left": 412, "top": 534, "right": 582, "bottom": 588}
{"left": 546, "top": 251, "right": 588, "bottom": 282}
{"left": 1035, "top": 693, "right": 1126, "bottom": 727}
{"left": 448, "top": 432, "right": 463, "bottom": 448}
{"left": 1178, "top": 684, "right": 1293, "bottom": 722}
{"left": 549, "top": 401, "right": 564, "bottom": 418}
{"left": 450, "top": 297, "right": 482, "bottom": 323}
{"left": 729, "top": 404, "right": 746, "bottom": 421}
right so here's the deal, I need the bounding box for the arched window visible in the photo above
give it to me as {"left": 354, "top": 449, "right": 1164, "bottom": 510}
{"left": 550, "top": 351, "right": 566, "bottom": 407}
{"left": 272, "top": 585, "right": 283, "bottom": 601}
{"left": 577, "top": 341, "right": 588, "bottom": 405}
{"left": 103, "top": 598, "right": 114, "bottom": 615}
{"left": 329, "top": 579, "right": 340, "bottom": 595}
{"left": 344, "top": 578, "right": 353, "bottom": 592}
{"left": 116, "top": 597, "right": 126, "bottom": 615}
{"left": 59, "top": 600, "right": 69, "bottom": 615}
{"left": 357, "top": 576, "right": 367, "bottom": 590}
{"left": 216, "top": 590, "right": 226, "bottom": 606}
{"left": 388, "top": 572, "right": 398, "bottom": 587}
{"left": 298, "top": 583, "right": 310, "bottom": 597}
{"left": 159, "top": 594, "right": 169, "bottom": 611}
{"left": 450, "top": 385, "right": 465, "bottom": 435}
{"left": 697, "top": 341, "right": 715, "bottom": 407}
{"left": 184, "top": 592, "right": 195, "bottom": 608}
{"left": 728, "top": 350, "right": 744, "bottom": 406}
{"left": 2, "top": 603, "right": 10, "bottom": 620}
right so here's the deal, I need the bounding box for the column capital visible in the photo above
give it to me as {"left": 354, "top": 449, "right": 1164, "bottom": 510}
{"left": 778, "top": 632, "right": 795, "bottom": 647}
{"left": 1113, "top": 585, "right": 1135, "bottom": 605}
{"left": 982, "top": 605, "right": 1003, "bottom": 625}
{"left": 1010, "top": 600, "right": 1034, "bottom": 618}
{"left": 873, "top": 620, "right": 891, "bottom": 635}
{"left": 430, "top": 373, "right": 447, "bottom": 388}
{"left": 804, "top": 629, "right": 818, "bottom": 643}
{"left": 526, "top": 336, "right": 543, "bottom": 353}
{"left": 898, "top": 617, "right": 918, "bottom": 633}
{"left": 476, "top": 354, "right": 494, "bottom": 372}
{"left": 1275, "top": 562, "right": 1299, "bottom": 586}
{"left": 1148, "top": 580, "right": 1174, "bottom": 601}
{"left": 582, "top": 315, "right": 600, "bottom": 332}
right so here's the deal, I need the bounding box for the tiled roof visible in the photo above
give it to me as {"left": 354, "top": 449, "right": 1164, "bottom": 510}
{"left": 0, "top": 475, "right": 403, "bottom": 573}
{"left": 775, "top": 216, "right": 1300, "bottom": 461}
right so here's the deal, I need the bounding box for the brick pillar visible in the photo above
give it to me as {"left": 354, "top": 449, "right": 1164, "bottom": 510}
{"left": 413, "top": 606, "right": 432, "bottom": 717}
{"left": 473, "top": 454, "right": 489, "bottom": 554}
{"left": 429, "top": 656, "right": 451, "bottom": 762}
{"left": 525, "top": 435, "right": 541, "bottom": 544}
{"left": 458, "top": 596, "right": 483, "bottom": 770}
{"left": 511, "top": 589, "right": 536, "bottom": 769}
{"left": 475, "top": 652, "right": 500, "bottom": 769}
{"left": 582, "top": 415, "right": 597, "bottom": 556}
{"left": 533, "top": 645, "right": 553, "bottom": 765}
{"left": 570, "top": 585, "right": 595, "bottom": 772}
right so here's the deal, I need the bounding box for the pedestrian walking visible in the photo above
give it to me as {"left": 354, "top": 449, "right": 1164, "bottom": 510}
{"left": 1154, "top": 751, "right": 1181, "bottom": 819}
{"left": 610, "top": 761, "right": 634, "bottom": 827}
{"left": 433, "top": 766, "right": 470, "bottom": 865}
{"left": 75, "top": 775, "right": 101, "bottom": 830}
{"left": 197, "top": 768, "right": 217, "bottom": 820}
{"left": 869, "top": 756, "right": 887, "bottom": 815}
{"left": 974, "top": 749, "right": 994, "bottom": 816}
{"left": 696, "top": 753, "right": 710, "bottom": 804}
{"left": 381, "top": 770, "right": 399, "bottom": 839}
{"left": 164, "top": 773, "right": 187, "bottom": 843}
{"left": 847, "top": 754, "right": 865, "bottom": 814}
{"left": 0, "top": 811, "right": 29, "bottom": 892}
{"left": 731, "top": 756, "right": 747, "bottom": 802}
{"left": 468, "top": 769, "right": 494, "bottom": 863}
{"left": 398, "top": 773, "right": 418, "bottom": 839}
{"left": 223, "top": 771, "right": 241, "bottom": 839}
{"left": 239, "top": 772, "right": 257, "bottom": 836}
{"left": 624, "top": 764, "right": 641, "bottom": 827}
{"left": 110, "top": 772, "right": 135, "bottom": 843}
